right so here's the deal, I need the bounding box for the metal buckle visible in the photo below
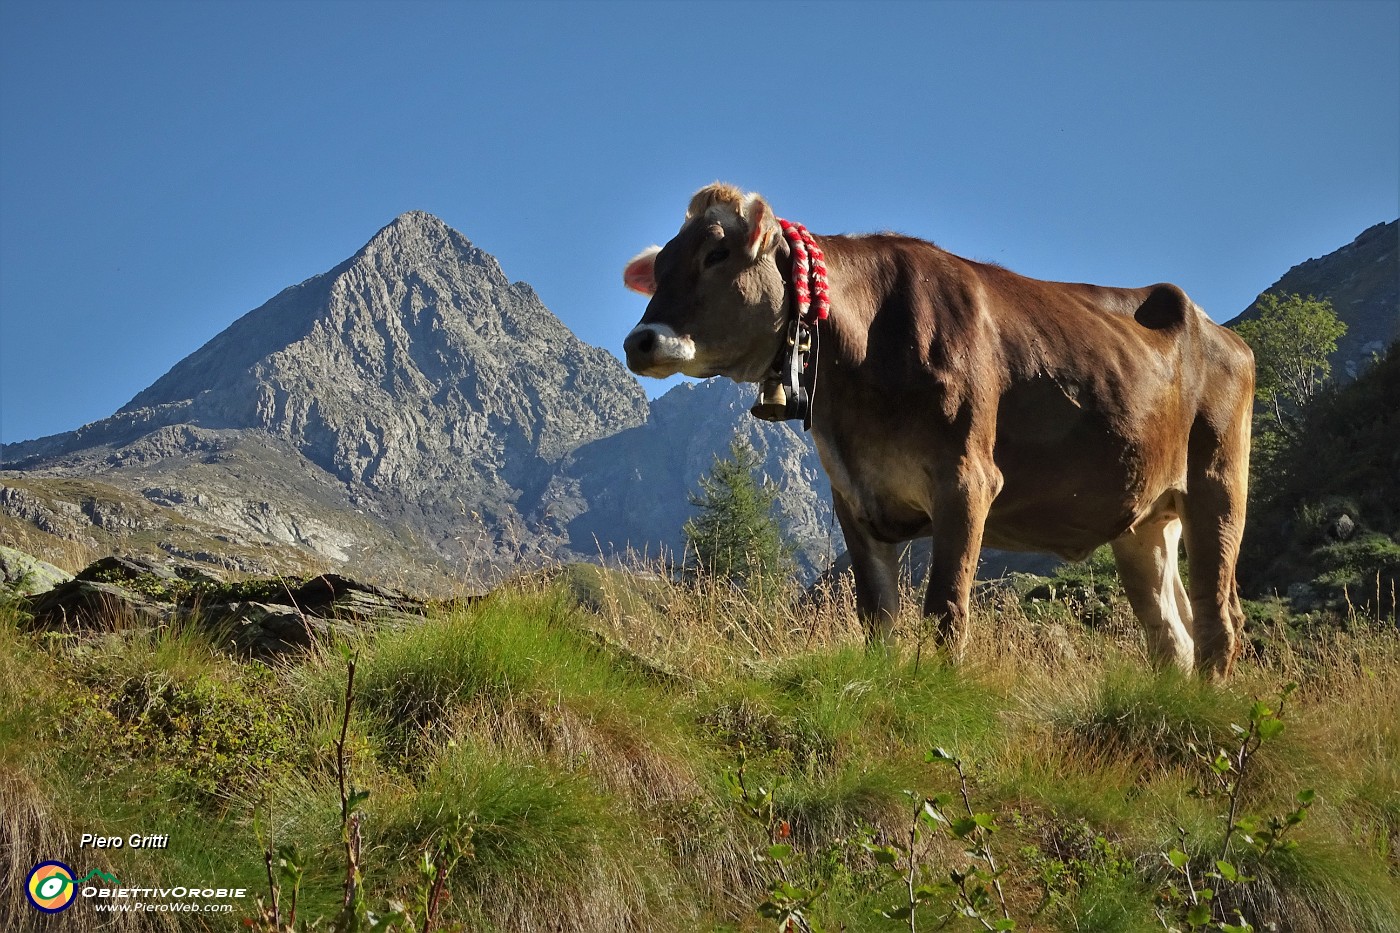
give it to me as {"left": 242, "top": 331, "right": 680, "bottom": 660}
{"left": 750, "top": 320, "right": 810, "bottom": 424}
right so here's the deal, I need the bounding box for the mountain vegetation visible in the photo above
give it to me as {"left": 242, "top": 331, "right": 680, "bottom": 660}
{"left": 682, "top": 437, "right": 795, "bottom": 595}
{"left": 3, "top": 559, "right": 1396, "bottom": 932}
{"left": 1237, "top": 341, "right": 1400, "bottom": 616}
{"left": 1233, "top": 293, "right": 1348, "bottom": 436}
{"left": 1226, "top": 220, "right": 1397, "bottom": 382}
{"left": 1224, "top": 222, "right": 1397, "bottom": 619}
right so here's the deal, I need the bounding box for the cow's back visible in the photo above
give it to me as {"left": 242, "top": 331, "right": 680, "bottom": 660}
{"left": 816, "top": 236, "right": 1252, "bottom": 558}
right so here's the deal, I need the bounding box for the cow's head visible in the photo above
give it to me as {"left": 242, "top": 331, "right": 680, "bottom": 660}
{"left": 622, "top": 183, "right": 789, "bottom": 382}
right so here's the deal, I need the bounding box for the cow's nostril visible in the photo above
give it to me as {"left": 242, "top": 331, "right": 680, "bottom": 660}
{"left": 626, "top": 328, "right": 657, "bottom": 356}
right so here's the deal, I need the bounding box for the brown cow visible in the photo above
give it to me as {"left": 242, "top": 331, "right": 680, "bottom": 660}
{"left": 622, "top": 183, "right": 1255, "bottom": 677}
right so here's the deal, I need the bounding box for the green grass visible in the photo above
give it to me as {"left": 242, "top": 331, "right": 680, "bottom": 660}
{"left": 373, "top": 741, "right": 695, "bottom": 932}
{"left": 301, "top": 587, "right": 677, "bottom": 755}
{"left": 2, "top": 569, "right": 1398, "bottom": 932}
{"left": 1066, "top": 872, "right": 1161, "bottom": 933}
{"left": 1217, "top": 835, "right": 1400, "bottom": 933}
{"left": 1048, "top": 664, "right": 1315, "bottom": 800}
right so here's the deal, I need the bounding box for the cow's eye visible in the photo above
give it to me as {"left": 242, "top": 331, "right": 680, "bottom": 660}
{"left": 703, "top": 247, "right": 730, "bottom": 268}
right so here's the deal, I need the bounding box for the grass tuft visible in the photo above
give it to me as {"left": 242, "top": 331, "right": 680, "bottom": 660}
{"left": 1054, "top": 665, "right": 1289, "bottom": 778}
{"left": 379, "top": 742, "right": 696, "bottom": 932}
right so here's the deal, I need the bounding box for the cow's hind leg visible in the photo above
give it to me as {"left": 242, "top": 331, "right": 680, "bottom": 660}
{"left": 1181, "top": 415, "right": 1250, "bottom": 678}
{"left": 834, "top": 492, "right": 900, "bottom": 646}
{"left": 1112, "top": 509, "right": 1195, "bottom": 672}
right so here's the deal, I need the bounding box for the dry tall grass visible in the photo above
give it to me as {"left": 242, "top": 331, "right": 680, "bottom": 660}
{"left": 2, "top": 561, "right": 1396, "bottom": 932}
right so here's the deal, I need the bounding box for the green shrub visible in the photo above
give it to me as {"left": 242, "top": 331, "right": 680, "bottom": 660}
{"left": 1226, "top": 835, "right": 1400, "bottom": 932}
{"left": 765, "top": 648, "right": 1003, "bottom": 764}
{"left": 699, "top": 647, "right": 1002, "bottom": 784}
{"left": 700, "top": 687, "right": 837, "bottom": 776}
{"left": 1068, "top": 871, "right": 1160, "bottom": 933}
{"left": 773, "top": 765, "right": 908, "bottom": 849}
{"left": 1051, "top": 544, "right": 1119, "bottom": 588}
{"left": 1312, "top": 532, "right": 1400, "bottom": 616}
{"left": 58, "top": 624, "right": 295, "bottom": 805}
{"left": 378, "top": 743, "right": 690, "bottom": 932}
{"left": 312, "top": 587, "right": 668, "bottom": 763}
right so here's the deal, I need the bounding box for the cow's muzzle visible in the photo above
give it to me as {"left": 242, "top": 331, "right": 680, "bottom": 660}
{"left": 623, "top": 323, "right": 696, "bottom": 377}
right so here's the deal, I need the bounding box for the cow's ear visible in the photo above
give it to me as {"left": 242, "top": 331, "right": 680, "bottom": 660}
{"left": 623, "top": 246, "right": 661, "bottom": 296}
{"left": 741, "top": 194, "right": 780, "bottom": 259}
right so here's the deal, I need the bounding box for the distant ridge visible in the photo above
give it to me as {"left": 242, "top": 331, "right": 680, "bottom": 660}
{"left": 1227, "top": 219, "right": 1398, "bottom": 379}
{"left": 2, "top": 212, "right": 650, "bottom": 586}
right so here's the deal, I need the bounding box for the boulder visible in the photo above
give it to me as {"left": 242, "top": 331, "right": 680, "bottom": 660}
{"left": 16, "top": 553, "right": 426, "bottom": 658}
{"left": 1286, "top": 582, "right": 1320, "bottom": 611}
{"left": 0, "top": 545, "right": 72, "bottom": 596}
{"left": 1328, "top": 513, "right": 1357, "bottom": 542}
{"left": 211, "top": 601, "right": 358, "bottom": 660}
{"left": 75, "top": 554, "right": 179, "bottom": 583}
{"left": 23, "top": 579, "right": 168, "bottom": 630}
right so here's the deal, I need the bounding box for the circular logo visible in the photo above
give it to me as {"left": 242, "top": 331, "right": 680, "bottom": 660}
{"left": 26, "top": 861, "right": 77, "bottom": 913}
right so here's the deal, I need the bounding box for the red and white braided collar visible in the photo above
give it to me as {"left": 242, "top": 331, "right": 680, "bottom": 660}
{"left": 777, "top": 219, "right": 829, "bottom": 325}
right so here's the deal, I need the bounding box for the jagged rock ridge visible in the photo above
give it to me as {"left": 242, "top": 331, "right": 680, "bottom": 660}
{"left": 3, "top": 212, "right": 651, "bottom": 584}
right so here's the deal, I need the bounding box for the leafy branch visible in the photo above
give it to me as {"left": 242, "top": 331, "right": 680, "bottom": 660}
{"left": 859, "top": 748, "right": 1015, "bottom": 932}
{"left": 1160, "top": 683, "right": 1314, "bottom": 933}
{"left": 248, "top": 649, "right": 472, "bottom": 933}
{"left": 726, "top": 748, "right": 825, "bottom": 933}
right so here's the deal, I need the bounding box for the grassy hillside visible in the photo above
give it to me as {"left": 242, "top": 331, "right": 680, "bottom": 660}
{"left": 2, "top": 565, "right": 1397, "bottom": 932}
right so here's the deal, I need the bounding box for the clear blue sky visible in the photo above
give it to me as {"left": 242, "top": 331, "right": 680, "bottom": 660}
{"left": 2, "top": 0, "right": 1396, "bottom": 445}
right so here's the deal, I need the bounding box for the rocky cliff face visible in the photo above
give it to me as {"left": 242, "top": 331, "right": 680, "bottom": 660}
{"left": 563, "top": 378, "right": 840, "bottom": 577}
{"left": 3, "top": 213, "right": 651, "bottom": 584}
{"left": 1227, "top": 219, "right": 1398, "bottom": 379}
{"left": 120, "top": 212, "right": 649, "bottom": 472}
{"left": 1, "top": 213, "right": 843, "bottom": 587}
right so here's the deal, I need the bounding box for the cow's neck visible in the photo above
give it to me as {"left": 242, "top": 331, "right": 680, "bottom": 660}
{"left": 748, "top": 237, "right": 816, "bottom": 425}
{"left": 759, "top": 231, "right": 923, "bottom": 431}
{"left": 805, "top": 234, "right": 896, "bottom": 346}
{"left": 803, "top": 234, "right": 894, "bottom": 406}
{"left": 800, "top": 236, "right": 940, "bottom": 431}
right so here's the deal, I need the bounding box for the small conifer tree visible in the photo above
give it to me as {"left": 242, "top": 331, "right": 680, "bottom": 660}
{"left": 683, "top": 435, "right": 794, "bottom": 594}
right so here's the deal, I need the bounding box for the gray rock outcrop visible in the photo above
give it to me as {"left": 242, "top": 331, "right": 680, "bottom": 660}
{"left": 0, "top": 544, "right": 72, "bottom": 595}
{"left": 3, "top": 212, "right": 650, "bottom": 586}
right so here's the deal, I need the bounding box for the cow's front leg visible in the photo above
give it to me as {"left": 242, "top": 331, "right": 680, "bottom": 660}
{"left": 924, "top": 460, "right": 1001, "bottom": 659}
{"left": 833, "top": 490, "right": 900, "bottom": 646}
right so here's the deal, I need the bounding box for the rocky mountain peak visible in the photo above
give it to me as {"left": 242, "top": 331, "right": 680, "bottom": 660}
{"left": 381, "top": 209, "right": 447, "bottom": 235}
{"left": 2, "top": 212, "right": 650, "bottom": 582}
{"left": 349, "top": 210, "right": 509, "bottom": 288}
